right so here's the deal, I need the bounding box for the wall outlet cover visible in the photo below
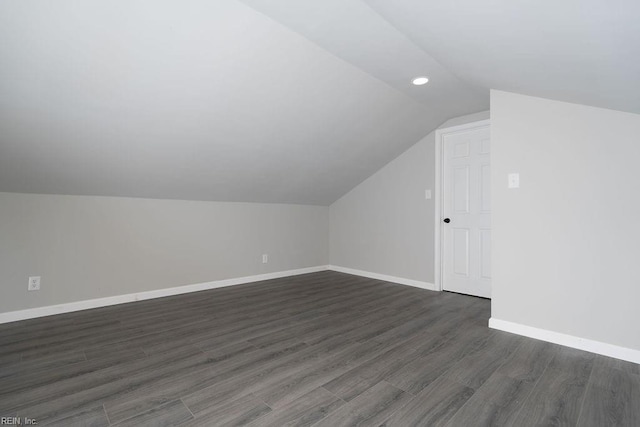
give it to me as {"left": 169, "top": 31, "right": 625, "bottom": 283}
{"left": 28, "top": 276, "right": 41, "bottom": 291}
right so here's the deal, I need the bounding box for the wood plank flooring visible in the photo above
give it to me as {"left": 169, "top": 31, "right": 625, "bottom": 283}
{"left": 1, "top": 271, "right": 639, "bottom": 426}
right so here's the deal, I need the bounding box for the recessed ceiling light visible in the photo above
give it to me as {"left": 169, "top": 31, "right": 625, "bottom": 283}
{"left": 412, "top": 76, "right": 429, "bottom": 86}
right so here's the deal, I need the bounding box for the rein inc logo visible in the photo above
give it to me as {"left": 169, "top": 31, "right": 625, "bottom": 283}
{"left": 1, "top": 417, "right": 37, "bottom": 425}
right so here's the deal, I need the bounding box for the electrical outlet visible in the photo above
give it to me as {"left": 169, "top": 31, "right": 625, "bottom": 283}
{"left": 262, "top": 254, "right": 268, "bottom": 264}
{"left": 28, "top": 276, "right": 41, "bottom": 291}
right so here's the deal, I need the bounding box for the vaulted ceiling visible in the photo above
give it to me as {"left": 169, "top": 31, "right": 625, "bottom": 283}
{"left": 1, "top": 1, "right": 637, "bottom": 205}
{"left": 366, "top": 0, "right": 640, "bottom": 114}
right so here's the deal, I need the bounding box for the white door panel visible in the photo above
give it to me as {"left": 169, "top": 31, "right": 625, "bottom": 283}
{"left": 442, "top": 125, "right": 491, "bottom": 298}
{"left": 452, "top": 228, "right": 469, "bottom": 276}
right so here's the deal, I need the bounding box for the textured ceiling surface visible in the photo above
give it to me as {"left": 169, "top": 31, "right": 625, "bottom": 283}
{"left": 1, "top": 1, "right": 635, "bottom": 205}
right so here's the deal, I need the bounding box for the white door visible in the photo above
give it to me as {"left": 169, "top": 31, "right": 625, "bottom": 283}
{"left": 442, "top": 125, "right": 491, "bottom": 298}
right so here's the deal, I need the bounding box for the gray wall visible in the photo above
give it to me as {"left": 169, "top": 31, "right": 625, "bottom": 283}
{"left": 0, "top": 193, "right": 328, "bottom": 313}
{"left": 329, "top": 111, "right": 489, "bottom": 284}
{"left": 491, "top": 90, "right": 640, "bottom": 351}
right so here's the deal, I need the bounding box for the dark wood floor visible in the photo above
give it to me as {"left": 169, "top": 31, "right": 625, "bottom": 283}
{"left": 1, "top": 271, "right": 639, "bottom": 426}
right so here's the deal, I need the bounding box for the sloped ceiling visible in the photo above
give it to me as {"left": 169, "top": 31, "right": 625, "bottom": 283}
{"left": 0, "top": 0, "right": 485, "bottom": 205}
{"left": 366, "top": 0, "right": 640, "bottom": 114}
{"left": 1, "top": 1, "right": 635, "bottom": 205}
{"left": 239, "top": 0, "right": 488, "bottom": 113}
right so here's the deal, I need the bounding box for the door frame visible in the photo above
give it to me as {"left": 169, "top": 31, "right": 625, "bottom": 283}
{"left": 434, "top": 119, "right": 491, "bottom": 292}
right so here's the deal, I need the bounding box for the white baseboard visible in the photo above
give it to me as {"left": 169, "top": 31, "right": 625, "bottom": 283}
{"left": 328, "top": 265, "right": 437, "bottom": 291}
{"left": 0, "top": 265, "right": 329, "bottom": 325}
{"left": 489, "top": 318, "right": 640, "bottom": 364}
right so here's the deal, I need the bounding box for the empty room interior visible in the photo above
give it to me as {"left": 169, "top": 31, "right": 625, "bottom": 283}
{"left": 1, "top": 1, "right": 640, "bottom": 426}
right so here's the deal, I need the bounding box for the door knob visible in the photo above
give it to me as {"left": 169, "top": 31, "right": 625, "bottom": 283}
{"left": 443, "top": 218, "right": 451, "bottom": 223}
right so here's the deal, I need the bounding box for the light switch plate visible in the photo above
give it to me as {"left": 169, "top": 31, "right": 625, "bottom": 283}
{"left": 508, "top": 173, "right": 520, "bottom": 189}
{"left": 425, "top": 189, "right": 432, "bottom": 200}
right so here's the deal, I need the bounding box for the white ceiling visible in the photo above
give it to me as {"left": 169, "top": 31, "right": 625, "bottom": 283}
{"left": 1, "top": 1, "right": 636, "bottom": 205}
{"left": 239, "top": 0, "right": 488, "bottom": 112}
{"left": 366, "top": 0, "right": 640, "bottom": 114}
{"left": 0, "top": 0, "right": 449, "bottom": 205}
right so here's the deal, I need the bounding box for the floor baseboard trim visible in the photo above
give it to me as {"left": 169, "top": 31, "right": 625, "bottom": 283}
{"left": 0, "top": 265, "right": 329, "bottom": 325}
{"left": 489, "top": 317, "right": 640, "bottom": 364}
{"left": 328, "top": 265, "right": 437, "bottom": 291}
